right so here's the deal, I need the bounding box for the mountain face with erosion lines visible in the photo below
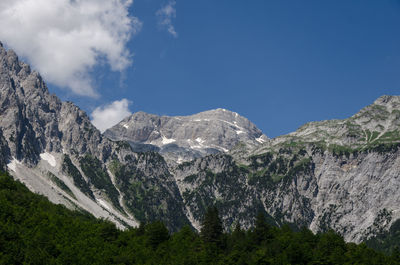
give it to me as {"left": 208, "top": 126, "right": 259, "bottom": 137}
{"left": 1, "top": 43, "right": 400, "bottom": 243}
{"left": 104, "top": 109, "right": 268, "bottom": 164}
{"left": 0, "top": 42, "right": 188, "bottom": 231}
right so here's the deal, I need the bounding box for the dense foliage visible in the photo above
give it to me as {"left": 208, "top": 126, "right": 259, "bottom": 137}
{"left": 367, "top": 219, "right": 400, "bottom": 255}
{"left": 0, "top": 172, "right": 399, "bottom": 264}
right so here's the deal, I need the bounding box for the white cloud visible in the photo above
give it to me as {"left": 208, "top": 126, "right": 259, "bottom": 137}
{"left": 0, "top": 0, "right": 141, "bottom": 97}
{"left": 91, "top": 99, "right": 132, "bottom": 132}
{"left": 156, "top": 1, "right": 178, "bottom": 38}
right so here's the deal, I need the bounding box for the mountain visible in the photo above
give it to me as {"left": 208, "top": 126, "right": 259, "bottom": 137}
{"left": 2, "top": 171, "right": 395, "bottom": 264}
{"left": 1, "top": 43, "right": 400, "bottom": 243}
{"left": 0, "top": 42, "right": 189, "bottom": 231}
{"left": 258, "top": 95, "right": 400, "bottom": 151}
{"left": 104, "top": 109, "right": 268, "bottom": 163}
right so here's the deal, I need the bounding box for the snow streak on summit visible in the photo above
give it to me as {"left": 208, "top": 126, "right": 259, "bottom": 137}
{"left": 104, "top": 108, "right": 268, "bottom": 163}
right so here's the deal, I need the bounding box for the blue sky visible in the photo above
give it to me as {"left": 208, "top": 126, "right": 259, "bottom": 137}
{"left": 1, "top": 0, "right": 400, "bottom": 137}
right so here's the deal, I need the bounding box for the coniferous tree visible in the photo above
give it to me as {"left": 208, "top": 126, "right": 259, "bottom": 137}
{"left": 0, "top": 172, "right": 398, "bottom": 264}
{"left": 200, "top": 206, "right": 223, "bottom": 246}
{"left": 228, "top": 222, "right": 247, "bottom": 252}
{"left": 146, "top": 221, "right": 170, "bottom": 249}
{"left": 137, "top": 221, "right": 146, "bottom": 236}
{"left": 232, "top": 222, "right": 244, "bottom": 241}
{"left": 253, "top": 212, "right": 272, "bottom": 244}
{"left": 391, "top": 246, "right": 400, "bottom": 262}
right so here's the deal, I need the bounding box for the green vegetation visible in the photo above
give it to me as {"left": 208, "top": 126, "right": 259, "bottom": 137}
{"left": 0, "top": 172, "right": 121, "bottom": 264}
{"left": 246, "top": 150, "right": 312, "bottom": 187}
{"left": 180, "top": 156, "right": 264, "bottom": 230}
{"left": 46, "top": 172, "right": 76, "bottom": 199}
{"left": 379, "top": 131, "right": 400, "bottom": 143}
{"left": 365, "top": 142, "right": 400, "bottom": 154}
{"left": 114, "top": 140, "right": 132, "bottom": 152}
{"left": 328, "top": 144, "right": 357, "bottom": 158}
{"left": 62, "top": 154, "right": 94, "bottom": 199}
{"left": 365, "top": 130, "right": 380, "bottom": 143}
{"left": 345, "top": 121, "right": 364, "bottom": 139}
{"left": 110, "top": 155, "right": 190, "bottom": 231}
{"left": 367, "top": 219, "right": 400, "bottom": 255}
{"left": 183, "top": 174, "right": 198, "bottom": 183}
{"left": 201, "top": 206, "right": 224, "bottom": 247}
{"left": 0, "top": 175, "right": 398, "bottom": 264}
{"left": 79, "top": 154, "right": 123, "bottom": 212}
{"left": 368, "top": 104, "right": 390, "bottom": 120}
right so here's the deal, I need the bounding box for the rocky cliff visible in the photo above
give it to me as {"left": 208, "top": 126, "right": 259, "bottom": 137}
{"left": 104, "top": 109, "right": 268, "bottom": 163}
{"left": 0, "top": 42, "right": 188, "bottom": 231}
{"left": 1, "top": 43, "right": 400, "bottom": 243}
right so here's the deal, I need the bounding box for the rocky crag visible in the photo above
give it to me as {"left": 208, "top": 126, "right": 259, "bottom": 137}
{"left": 1, "top": 43, "right": 400, "bottom": 242}
{"left": 104, "top": 109, "right": 268, "bottom": 164}
{"left": 0, "top": 42, "right": 188, "bottom": 231}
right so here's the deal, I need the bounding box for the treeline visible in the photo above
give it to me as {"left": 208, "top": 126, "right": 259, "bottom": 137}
{"left": 0, "top": 172, "right": 399, "bottom": 264}
{"left": 366, "top": 219, "right": 400, "bottom": 256}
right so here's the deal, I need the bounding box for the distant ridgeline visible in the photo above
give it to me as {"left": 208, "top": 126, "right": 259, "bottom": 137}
{"left": 1, "top": 172, "right": 399, "bottom": 264}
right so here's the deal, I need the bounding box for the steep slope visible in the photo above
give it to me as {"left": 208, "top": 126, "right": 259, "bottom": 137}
{"left": 104, "top": 109, "right": 268, "bottom": 163}
{"left": 176, "top": 95, "right": 400, "bottom": 242}
{"left": 0, "top": 42, "right": 189, "bottom": 231}
{"left": 2, "top": 42, "right": 400, "bottom": 244}
{"left": 2, "top": 172, "right": 395, "bottom": 264}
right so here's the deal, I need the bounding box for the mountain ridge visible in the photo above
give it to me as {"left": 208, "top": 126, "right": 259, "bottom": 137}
{"left": 1, "top": 44, "right": 400, "bottom": 243}
{"left": 104, "top": 107, "right": 268, "bottom": 163}
{"left": 0, "top": 44, "right": 190, "bottom": 231}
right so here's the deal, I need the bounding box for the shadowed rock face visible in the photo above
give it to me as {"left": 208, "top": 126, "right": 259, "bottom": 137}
{"left": 104, "top": 109, "right": 268, "bottom": 163}
{"left": 2, "top": 42, "right": 400, "bottom": 243}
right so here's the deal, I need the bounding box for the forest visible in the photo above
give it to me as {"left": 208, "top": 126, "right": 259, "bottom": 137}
{"left": 0, "top": 172, "right": 399, "bottom": 265}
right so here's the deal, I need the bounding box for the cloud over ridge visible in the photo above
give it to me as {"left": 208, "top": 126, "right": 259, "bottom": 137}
{"left": 91, "top": 98, "right": 132, "bottom": 132}
{"left": 0, "top": 0, "right": 141, "bottom": 97}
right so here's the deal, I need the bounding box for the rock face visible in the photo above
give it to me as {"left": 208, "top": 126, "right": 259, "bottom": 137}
{"left": 2, "top": 43, "right": 400, "bottom": 243}
{"left": 0, "top": 43, "right": 189, "bottom": 231}
{"left": 104, "top": 109, "right": 268, "bottom": 163}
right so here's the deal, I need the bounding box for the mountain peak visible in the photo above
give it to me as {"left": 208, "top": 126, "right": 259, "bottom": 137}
{"left": 105, "top": 109, "right": 268, "bottom": 163}
{"left": 203, "top": 108, "right": 234, "bottom": 113}
{"left": 195, "top": 108, "right": 240, "bottom": 118}
{"left": 1, "top": 43, "right": 400, "bottom": 243}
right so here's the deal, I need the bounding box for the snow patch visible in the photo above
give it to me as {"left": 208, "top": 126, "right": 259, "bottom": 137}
{"left": 96, "top": 199, "right": 111, "bottom": 211}
{"left": 219, "top": 147, "right": 229, "bottom": 152}
{"left": 236, "top": 130, "right": 245, "bottom": 135}
{"left": 177, "top": 156, "right": 184, "bottom": 164}
{"left": 190, "top": 137, "right": 212, "bottom": 149}
{"left": 123, "top": 123, "right": 129, "bottom": 129}
{"left": 7, "top": 158, "right": 20, "bottom": 172}
{"left": 218, "top": 119, "right": 245, "bottom": 131}
{"left": 195, "top": 137, "right": 205, "bottom": 144}
{"left": 162, "top": 136, "right": 176, "bottom": 145}
{"left": 40, "top": 152, "right": 57, "bottom": 167}
{"left": 256, "top": 136, "right": 266, "bottom": 144}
